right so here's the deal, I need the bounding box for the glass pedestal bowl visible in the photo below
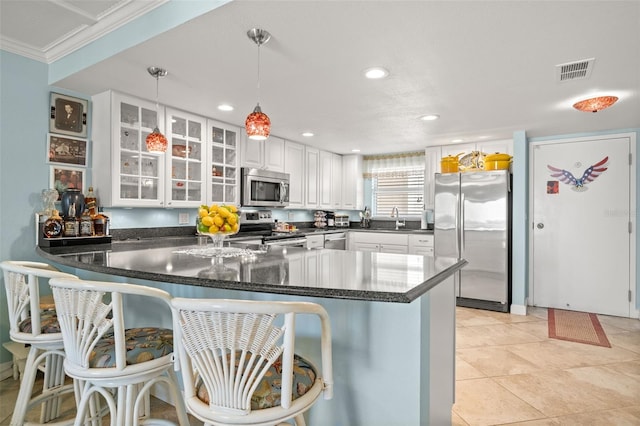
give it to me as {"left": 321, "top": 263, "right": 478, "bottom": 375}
{"left": 195, "top": 205, "right": 242, "bottom": 256}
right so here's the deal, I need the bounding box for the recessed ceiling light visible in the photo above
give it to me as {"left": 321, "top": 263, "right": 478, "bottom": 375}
{"left": 218, "top": 104, "right": 234, "bottom": 111}
{"left": 419, "top": 114, "right": 440, "bottom": 121}
{"left": 351, "top": 149, "right": 361, "bottom": 153}
{"left": 451, "top": 139, "right": 464, "bottom": 143}
{"left": 364, "top": 67, "right": 389, "bottom": 79}
{"left": 302, "top": 132, "right": 314, "bottom": 137}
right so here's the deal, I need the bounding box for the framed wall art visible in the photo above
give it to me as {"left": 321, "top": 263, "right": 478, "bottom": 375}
{"left": 47, "top": 134, "right": 88, "bottom": 166}
{"left": 49, "top": 92, "right": 88, "bottom": 137}
{"left": 50, "top": 165, "right": 85, "bottom": 200}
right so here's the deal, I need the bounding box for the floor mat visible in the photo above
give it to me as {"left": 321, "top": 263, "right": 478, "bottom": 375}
{"left": 548, "top": 308, "right": 611, "bottom": 348}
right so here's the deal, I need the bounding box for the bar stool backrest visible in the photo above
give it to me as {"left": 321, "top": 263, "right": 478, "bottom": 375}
{"left": 171, "top": 297, "right": 333, "bottom": 425}
{"left": 1, "top": 260, "right": 77, "bottom": 342}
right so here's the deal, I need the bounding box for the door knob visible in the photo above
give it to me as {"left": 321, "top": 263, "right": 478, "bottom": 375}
{"left": 536, "top": 223, "right": 544, "bottom": 229}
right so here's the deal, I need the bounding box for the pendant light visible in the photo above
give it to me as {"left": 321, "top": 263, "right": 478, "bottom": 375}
{"left": 245, "top": 28, "right": 271, "bottom": 140}
{"left": 145, "top": 66, "right": 168, "bottom": 152}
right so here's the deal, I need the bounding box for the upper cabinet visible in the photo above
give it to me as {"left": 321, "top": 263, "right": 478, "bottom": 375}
{"left": 305, "top": 147, "right": 320, "bottom": 208}
{"left": 165, "top": 108, "right": 206, "bottom": 208}
{"left": 341, "top": 155, "right": 363, "bottom": 210}
{"left": 207, "top": 119, "right": 239, "bottom": 205}
{"left": 319, "top": 150, "right": 343, "bottom": 209}
{"left": 92, "top": 90, "right": 241, "bottom": 208}
{"left": 240, "top": 137, "right": 285, "bottom": 172}
{"left": 92, "top": 91, "right": 166, "bottom": 208}
{"left": 284, "top": 141, "right": 305, "bottom": 208}
{"left": 438, "top": 139, "right": 513, "bottom": 173}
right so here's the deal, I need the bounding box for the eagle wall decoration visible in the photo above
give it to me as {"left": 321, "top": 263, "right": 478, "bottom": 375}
{"left": 547, "top": 156, "right": 609, "bottom": 192}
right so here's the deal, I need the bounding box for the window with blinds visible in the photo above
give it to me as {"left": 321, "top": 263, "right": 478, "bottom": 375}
{"left": 363, "top": 151, "right": 425, "bottom": 217}
{"left": 372, "top": 171, "right": 424, "bottom": 217}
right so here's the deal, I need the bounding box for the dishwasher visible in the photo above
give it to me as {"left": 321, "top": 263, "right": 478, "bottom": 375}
{"left": 324, "top": 232, "right": 346, "bottom": 250}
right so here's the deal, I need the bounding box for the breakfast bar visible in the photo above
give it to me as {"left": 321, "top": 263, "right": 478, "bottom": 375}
{"left": 37, "top": 238, "right": 466, "bottom": 426}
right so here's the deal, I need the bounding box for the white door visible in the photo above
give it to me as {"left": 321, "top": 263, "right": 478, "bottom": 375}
{"left": 531, "top": 135, "right": 633, "bottom": 317}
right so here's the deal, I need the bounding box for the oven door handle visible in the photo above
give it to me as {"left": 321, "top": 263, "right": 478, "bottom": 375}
{"left": 265, "top": 238, "right": 307, "bottom": 247}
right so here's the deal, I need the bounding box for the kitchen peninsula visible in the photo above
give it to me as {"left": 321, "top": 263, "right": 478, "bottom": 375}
{"left": 37, "top": 238, "right": 466, "bottom": 425}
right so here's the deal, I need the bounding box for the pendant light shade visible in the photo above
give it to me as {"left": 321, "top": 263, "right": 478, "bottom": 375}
{"left": 145, "top": 66, "right": 168, "bottom": 152}
{"left": 245, "top": 28, "right": 271, "bottom": 140}
{"left": 573, "top": 95, "right": 618, "bottom": 113}
{"left": 245, "top": 104, "right": 271, "bottom": 140}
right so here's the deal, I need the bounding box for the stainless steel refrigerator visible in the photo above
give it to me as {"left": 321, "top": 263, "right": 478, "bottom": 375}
{"left": 434, "top": 170, "right": 512, "bottom": 312}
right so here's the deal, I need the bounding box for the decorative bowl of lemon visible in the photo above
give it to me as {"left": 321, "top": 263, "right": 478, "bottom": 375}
{"left": 196, "top": 204, "right": 240, "bottom": 248}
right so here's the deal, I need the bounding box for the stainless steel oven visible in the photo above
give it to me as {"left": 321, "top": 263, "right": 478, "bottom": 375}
{"left": 241, "top": 168, "right": 290, "bottom": 207}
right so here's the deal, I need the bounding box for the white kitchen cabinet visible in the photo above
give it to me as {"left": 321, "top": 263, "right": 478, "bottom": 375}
{"left": 440, "top": 143, "right": 475, "bottom": 161}
{"left": 477, "top": 139, "right": 513, "bottom": 156}
{"left": 91, "top": 90, "right": 167, "bottom": 208}
{"left": 319, "top": 150, "right": 332, "bottom": 209}
{"left": 408, "top": 234, "right": 434, "bottom": 256}
{"left": 207, "top": 119, "right": 239, "bottom": 205}
{"left": 284, "top": 140, "right": 305, "bottom": 208}
{"left": 164, "top": 108, "right": 206, "bottom": 208}
{"left": 331, "top": 153, "right": 342, "bottom": 209}
{"left": 240, "top": 137, "right": 284, "bottom": 172}
{"left": 341, "top": 154, "right": 363, "bottom": 210}
{"left": 306, "top": 234, "right": 325, "bottom": 249}
{"left": 305, "top": 147, "right": 320, "bottom": 208}
{"left": 349, "top": 232, "right": 409, "bottom": 254}
{"left": 319, "top": 150, "right": 343, "bottom": 209}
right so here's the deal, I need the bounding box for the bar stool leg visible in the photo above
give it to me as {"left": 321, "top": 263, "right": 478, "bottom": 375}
{"left": 10, "top": 346, "right": 40, "bottom": 425}
{"left": 40, "top": 352, "right": 66, "bottom": 423}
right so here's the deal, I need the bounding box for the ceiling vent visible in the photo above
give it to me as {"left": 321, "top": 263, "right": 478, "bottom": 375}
{"left": 556, "top": 58, "right": 595, "bottom": 82}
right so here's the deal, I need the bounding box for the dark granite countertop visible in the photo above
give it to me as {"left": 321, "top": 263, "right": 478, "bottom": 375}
{"left": 37, "top": 237, "right": 463, "bottom": 303}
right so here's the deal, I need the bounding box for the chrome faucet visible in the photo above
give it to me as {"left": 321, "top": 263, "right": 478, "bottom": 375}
{"left": 391, "top": 206, "right": 405, "bottom": 230}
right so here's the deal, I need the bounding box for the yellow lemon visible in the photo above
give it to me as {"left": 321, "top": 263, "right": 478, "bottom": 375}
{"left": 227, "top": 205, "right": 238, "bottom": 213}
{"left": 213, "top": 215, "right": 224, "bottom": 227}
{"left": 209, "top": 204, "right": 219, "bottom": 213}
{"left": 232, "top": 223, "right": 239, "bottom": 232}
{"left": 217, "top": 208, "right": 229, "bottom": 218}
{"left": 227, "top": 214, "right": 237, "bottom": 226}
{"left": 208, "top": 225, "right": 219, "bottom": 233}
{"left": 201, "top": 216, "right": 214, "bottom": 227}
{"left": 198, "top": 208, "right": 209, "bottom": 218}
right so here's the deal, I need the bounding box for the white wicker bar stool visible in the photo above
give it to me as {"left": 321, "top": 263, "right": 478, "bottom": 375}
{"left": 49, "top": 277, "right": 190, "bottom": 426}
{"left": 1, "top": 260, "right": 78, "bottom": 426}
{"left": 171, "top": 298, "right": 333, "bottom": 426}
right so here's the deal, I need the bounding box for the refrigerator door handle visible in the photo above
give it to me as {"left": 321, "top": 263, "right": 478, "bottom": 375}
{"left": 460, "top": 192, "right": 465, "bottom": 254}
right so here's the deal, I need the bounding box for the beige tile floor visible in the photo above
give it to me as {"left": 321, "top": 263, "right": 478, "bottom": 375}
{"left": 453, "top": 306, "right": 640, "bottom": 426}
{"left": 2, "top": 307, "right": 639, "bottom": 425}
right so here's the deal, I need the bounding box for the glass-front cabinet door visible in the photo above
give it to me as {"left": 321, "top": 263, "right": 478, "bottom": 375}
{"left": 208, "top": 119, "right": 239, "bottom": 205}
{"left": 165, "top": 108, "right": 206, "bottom": 207}
{"left": 114, "top": 94, "right": 165, "bottom": 207}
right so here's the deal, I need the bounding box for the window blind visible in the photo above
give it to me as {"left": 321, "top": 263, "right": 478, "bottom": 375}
{"left": 373, "top": 171, "right": 424, "bottom": 216}
{"left": 364, "top": 151, "right": 425, "bottom": 217}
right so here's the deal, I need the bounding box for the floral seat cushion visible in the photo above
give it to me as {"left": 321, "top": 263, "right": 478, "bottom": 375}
{"left": 196, "top": 353, "right": 317, "bottom": 410}
{"left": 18, "top": 310, "right": 61, "bottom": 334}
{"left": 89, "top": 327, "right": 174, "bottom": 368}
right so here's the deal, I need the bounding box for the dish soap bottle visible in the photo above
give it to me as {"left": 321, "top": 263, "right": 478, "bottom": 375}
{"left": 43, "top": 209, "right": 63, "bottom": 238}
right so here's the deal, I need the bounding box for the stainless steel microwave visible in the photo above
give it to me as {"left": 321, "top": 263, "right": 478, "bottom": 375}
{"left": 241, "top": 168, "right": 290, "bottom": 207}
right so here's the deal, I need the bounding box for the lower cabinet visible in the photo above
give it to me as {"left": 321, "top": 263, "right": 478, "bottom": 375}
{"left": 348, "top": 232, "right": 409, "bottom": 254}
{"left": 408, "top": 234, "right": 434, "bottom": 256}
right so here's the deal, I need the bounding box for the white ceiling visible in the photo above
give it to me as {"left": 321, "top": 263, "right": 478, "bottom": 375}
{"left": 2, "top": 0, "right": 639, "bottom": 155}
